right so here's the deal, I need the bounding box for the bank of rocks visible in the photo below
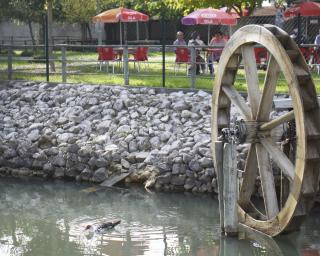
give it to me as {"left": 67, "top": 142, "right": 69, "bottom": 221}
{"left": 0, "top": 81, "right": 215, "bottom": 193}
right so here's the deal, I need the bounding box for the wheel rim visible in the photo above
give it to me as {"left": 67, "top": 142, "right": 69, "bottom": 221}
{"left": 212, "top": 25, "right": 320, "bottom": 236}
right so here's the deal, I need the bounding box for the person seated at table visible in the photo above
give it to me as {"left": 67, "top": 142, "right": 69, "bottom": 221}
{"left": 314, "top": 29, "right": 320, "bottom": 47}
{"left": 290, "top": 28, "right": 306, "bottom": 44}
{"left": 188, "top": 31, "right": 206, "bottom": 75}
{"left": 173, "top": 31, "right": 187, "bottom": 50}
{"left": 313, "top": 29, "right": 320, "bottom": 65}
{"left": 207, "top": 31, "right": 227, "bottom": 75}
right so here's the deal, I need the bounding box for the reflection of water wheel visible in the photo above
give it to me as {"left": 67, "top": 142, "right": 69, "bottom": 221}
{"left": 212, "top": 25, "right": 320, "bottom": 236}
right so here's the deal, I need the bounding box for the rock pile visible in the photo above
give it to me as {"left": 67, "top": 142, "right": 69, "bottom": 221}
{"left": 0, "top": 81, "right": 216, "bottom": 193}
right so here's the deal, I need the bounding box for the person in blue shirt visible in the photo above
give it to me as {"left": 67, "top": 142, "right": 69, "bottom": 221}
{"left": 275, "top": 5, "right": 285, "bottom": 28}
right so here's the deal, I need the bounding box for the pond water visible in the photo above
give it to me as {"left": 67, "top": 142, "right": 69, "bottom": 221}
{"left": 0, "top": 177, "right": 319, "bottom": 256}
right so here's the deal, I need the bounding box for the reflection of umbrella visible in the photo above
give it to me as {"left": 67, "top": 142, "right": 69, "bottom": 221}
{"left": 284, "top": 1, "right": 320, "bottom": 19}
{"left": 92, "top": 7, "right": 149, "bottom": 45}
{"left": 181, "top": 8, "right": 237, "bottom": 43}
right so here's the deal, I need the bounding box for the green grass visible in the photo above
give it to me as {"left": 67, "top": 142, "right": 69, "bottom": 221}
{"left": 1, "top": 49, "right": 320, "bottom": 93}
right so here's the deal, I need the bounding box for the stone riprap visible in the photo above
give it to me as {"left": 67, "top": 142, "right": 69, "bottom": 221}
{"left": 0, "top": 81, "right": 215, "bottom": 193}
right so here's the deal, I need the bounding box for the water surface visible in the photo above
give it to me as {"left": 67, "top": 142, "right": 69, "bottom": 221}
{"left": 0, "top": 177, "right": 319, "bottom": 256}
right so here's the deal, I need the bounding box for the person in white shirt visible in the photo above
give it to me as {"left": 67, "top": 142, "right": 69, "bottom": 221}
{"left": 188, "top": 31, "right": 205, "bottom": 74}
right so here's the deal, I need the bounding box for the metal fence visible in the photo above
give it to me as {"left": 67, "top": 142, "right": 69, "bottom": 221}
{"left": 0, "top": 44, "right": 218, "bottom": 89}
{"left": 1, "top": 41, "right": 320, "bottom": 89}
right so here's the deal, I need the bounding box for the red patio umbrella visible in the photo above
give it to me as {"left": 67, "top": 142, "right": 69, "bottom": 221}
{"left": 181, "top": 8, "right": 237, "bottom": 26}
{"left": 92, "top": 7, "right": 149, "bottom": 23}
{"left": 92, "top": 7, "right": 149, "bottom": 45}
{"left": 284, "top": 1, "right": 320, "bottom": 44}
{"left": 284, "top": 1, "right": 320, "bottom": 19}
{"left": 181, "top": 8, "right": 237, "bottom": 43}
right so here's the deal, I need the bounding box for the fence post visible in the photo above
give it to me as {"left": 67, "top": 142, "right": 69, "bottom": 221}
{"left": 61, "top": 44, "right": 67, "bottom": 83}
{"left": 8, "top": 44, "right": 13, "bottom": 80}
{"left": 190, "top": 47, "right": 196, "bottom": 89}
{"left": 123, "top": 45, "right": 129, "bottom": 86}
{"left": 44, "top": 12, "right": 49, "bottom": 82}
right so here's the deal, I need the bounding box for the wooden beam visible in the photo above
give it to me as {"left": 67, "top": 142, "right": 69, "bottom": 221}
{"left": 259, "top": 111, "right": 294, "bottom": 131}
{"left": 223, "top": 143, "right": 238, "bottom": 236}
{"left": 257, "top": 56, "right": 280, "bottom": 122}
{"left": 256, "top": 143, "right": 279, "bottom": 219}
{"left": 222, "top": 85, "right": 251, "bottom": 120}
{"left": 242, "top": 44, "right": 261, "bottom": 119}
{"left": 215, "top": 141, "right": 225, "bottom": 233}
{"left": 260, "top": 138, "right": 295, "bottom": 182}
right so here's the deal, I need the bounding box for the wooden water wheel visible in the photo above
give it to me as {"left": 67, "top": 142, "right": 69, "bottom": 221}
{"left": 212, "top": 25, "right": 320, "bottom": 236}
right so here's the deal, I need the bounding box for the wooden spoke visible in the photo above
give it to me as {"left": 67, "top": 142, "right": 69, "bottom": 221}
{"left": 222, "top": 85, "right": 251, "bottom": 120}
{"left": 241, "top": 45, "right": 261, "bottom": 119}
{"left": 255, "top": 143, "right": 279, "bottom": 218}
{"left": 239, "top": 144, "right": 258, "bottom": 208}
{"left": 260, "top": 138, "right": 295, "bottom": 182}
{"left": 259, "top": 111, "right": 294, "bottom": 131}
{"left": 257, "top": 56, "right": 280, "bottom": 122}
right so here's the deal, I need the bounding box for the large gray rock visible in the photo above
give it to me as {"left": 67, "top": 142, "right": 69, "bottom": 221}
{"left": 188, "top": 159, "right": 201, "bottom": 172}
{"left": 156, "top": 173, "right": 172, "bottom": 184}
{"left": 28, "top": 129, "right": 40, "bottom": 142}
{"left": 199, "top": 157, "right": 213, "bottom": 168}
{"left": 92, "top": 167, "right": 107, "bottom": 182}
{"left": 172, "top": 163, "right": 186, "bottom": 175}
{"left": 171, "top": 174, "right": 186, "bottom": 186}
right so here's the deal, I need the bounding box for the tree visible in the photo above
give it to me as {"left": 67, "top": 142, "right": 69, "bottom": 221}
{"left": 60, "top": 0, "right": 96, "bottom": 42}
{"left": 1, "top": 0, "right": 46, "bottom": 45}
{"left": 172, "top": 0, "right": 264, "bottom": 17}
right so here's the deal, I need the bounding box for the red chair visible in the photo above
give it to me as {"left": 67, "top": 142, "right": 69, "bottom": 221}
{"left": 174, "top": 47, "right": 190, "bottom": 75}
{"left": 254, "top": 47, "right": 268, "bottom": 69}
{"left": 97, "top": 47, "right": 120, "bottom": 73}
{"left": 129, "top": 47, "right": 149, "bottom": 72}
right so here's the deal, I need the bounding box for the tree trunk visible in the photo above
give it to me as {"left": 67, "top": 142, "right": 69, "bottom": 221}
{"left": 81, "top": 23, "right": 86, "bottom": 44}
{"left": 28, "top": 21, "right": 36, "bottom": 45}
{"left": 47, "top": 0, "right": 56, "bottom": 72}
{"left": 39, "top": 21, "right": 44, "bottom": 44}
{"left": 28, "top": 20, "right": 36, "bottom": 53}
{"left": 86, "top": 23, "right": 92, "bottom": 42}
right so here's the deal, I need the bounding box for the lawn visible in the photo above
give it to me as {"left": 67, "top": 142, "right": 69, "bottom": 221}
{"left": 1, "top": 49, "right": 320, "bottom": 93}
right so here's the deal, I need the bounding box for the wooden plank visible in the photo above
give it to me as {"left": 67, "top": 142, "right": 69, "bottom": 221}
{"left": 218, "top": 91, "right": 231, "bottom": 108}
{"left": 257, "top": 56, "right": 280, "bottom": 121}
{"left": 242, "top": 44, "right": 261, "bottom": 119}
{"left": 223, "top": 143, "right": 238, "bottom": 236}
{"left": 260, "top": 138, "right": 295, "bottom": 182}
{"left": 259, "top": 111, "right": 294, "bottom": 131}
{"left": 214, "top": 141, "right": 225, "bottom": 233}
{"left": 256, "top": 143, "right": 279, "bottom": 219}
{"left": 100, "top": 171, "right": 133, "bottom": 187}
{"left": 222, "top": 84, "right": 251, "bottom": 120}
{"left": 239, "top": 144, "right": 258, "bottom": 208}
{"left": 218, "top": 109, "right": 229, "bottom": 128}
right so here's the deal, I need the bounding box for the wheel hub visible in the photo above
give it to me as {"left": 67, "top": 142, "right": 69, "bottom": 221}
{"left": 222, "top": 120, "right": 268, "bottom": 144}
